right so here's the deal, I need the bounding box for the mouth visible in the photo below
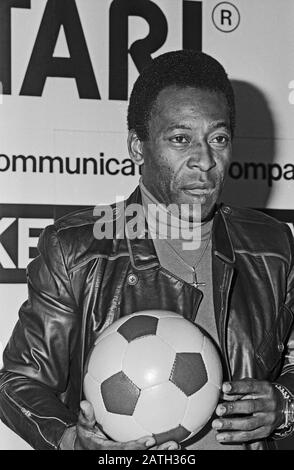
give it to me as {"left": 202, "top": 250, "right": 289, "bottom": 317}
{"left": 182, "top": 184, "right": 213, "bottom": 197}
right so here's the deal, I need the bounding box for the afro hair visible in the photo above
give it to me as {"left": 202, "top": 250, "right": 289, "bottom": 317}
{"left": 127, "top": 49, "right": 235, "bottom": 141}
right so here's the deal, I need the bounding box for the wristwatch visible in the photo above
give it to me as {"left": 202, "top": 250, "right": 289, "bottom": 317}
{"left": 273, "top": 383, "right": 294, "bottom": 438}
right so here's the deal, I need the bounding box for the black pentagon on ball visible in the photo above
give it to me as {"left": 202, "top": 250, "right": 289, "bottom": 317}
{"left": 154, "top": 425, "right": 190, "bottom": 445}
{"left": 117, "top": 315, "right": 158, "bottom": 342}
{"left": 169, "top": 352, "right": 208, "bottom": 396}
{"left": 101, "top": 371, "right": 140, "bottom": 415}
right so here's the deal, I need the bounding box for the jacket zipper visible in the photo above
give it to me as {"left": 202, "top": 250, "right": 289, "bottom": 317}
{"left": 0, "top": 376, "right": 21, "bottom": 392}
{"left": 3, "top": 389, "right": 68, "bottom": 449}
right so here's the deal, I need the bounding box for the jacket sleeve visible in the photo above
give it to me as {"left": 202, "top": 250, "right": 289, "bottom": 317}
{"left": 0, "top": 224, "right": 79, "bottom": 450}
{"left": 272, "top": 225, "right": 294, "bottom": 440}
{"left": 276, "top": 225, "right": 294, "bottom": 392}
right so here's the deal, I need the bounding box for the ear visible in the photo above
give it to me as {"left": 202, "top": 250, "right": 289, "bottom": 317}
{"left": 127, "top": 130, "right": 145, "bottom": 166}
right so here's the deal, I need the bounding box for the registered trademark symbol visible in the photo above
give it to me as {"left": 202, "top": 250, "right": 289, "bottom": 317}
{"left": 212, "top": 2, "right": 240, "bottom": 32}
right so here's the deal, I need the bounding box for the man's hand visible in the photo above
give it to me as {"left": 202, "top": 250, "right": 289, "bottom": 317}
{"left": 211, "top": 378, "right": 285, "bottom": 444}
{"left": 75, "top": 400, "right": 179, "bottom": 450}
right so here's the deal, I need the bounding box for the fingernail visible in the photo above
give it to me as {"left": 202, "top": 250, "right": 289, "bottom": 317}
{"left": 223, "top": 383, "right": 232, "bottom": 392}
{"left": 216, "top": 433, "right": 226, "bottom": 441}
{"left": 212, "top": 420, "right": 223, "bottom": 429}
{"left": 145, "top": 438, "right": 155, "bottom": 447}
{"left": 216, "top": 405, "right": 226, "bottom": 416}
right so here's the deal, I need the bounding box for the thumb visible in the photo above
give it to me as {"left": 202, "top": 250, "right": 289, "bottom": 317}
{"left": 79, "top": 400, "right": 96, "bottom": 427}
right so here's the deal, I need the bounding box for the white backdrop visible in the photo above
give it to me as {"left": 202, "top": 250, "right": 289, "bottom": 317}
{"left": 0, "top": 0, "right": 293, "bottom": 449}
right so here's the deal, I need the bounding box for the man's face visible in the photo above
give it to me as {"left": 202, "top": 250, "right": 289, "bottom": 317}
{"left": 139, "top": 86, "right": 232, "bottom": 221}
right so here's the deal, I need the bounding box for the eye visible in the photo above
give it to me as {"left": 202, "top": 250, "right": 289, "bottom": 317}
{"left": 169, "top": 135, "right": 190, "bottom": 145}
{"left": 209, "top": 135, "right": 231, "bottom": 147}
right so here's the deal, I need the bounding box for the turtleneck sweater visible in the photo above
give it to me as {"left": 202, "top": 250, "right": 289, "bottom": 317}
{"left": 139, "top": 178, "right": 217, "bottom": 343}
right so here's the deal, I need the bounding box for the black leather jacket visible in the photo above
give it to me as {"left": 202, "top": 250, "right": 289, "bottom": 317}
{"left": 0, "top": 187, "right": 294, "bottom": 450}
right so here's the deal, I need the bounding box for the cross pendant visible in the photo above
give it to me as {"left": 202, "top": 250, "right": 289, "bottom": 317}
{"left": 193, "top": 281, "right": 206, "bottom": 288}
{"left": 193, "top": 270, "right": 206, "bottom": 289}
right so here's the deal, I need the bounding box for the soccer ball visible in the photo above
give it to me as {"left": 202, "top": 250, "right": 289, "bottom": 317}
{"left": 83, "top": 310, "right": 222, "bottom": 444}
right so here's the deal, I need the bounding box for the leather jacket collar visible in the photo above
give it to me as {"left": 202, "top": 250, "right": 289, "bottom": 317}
{"left": 124, "top": 186, "right": 235, "bottom": 268}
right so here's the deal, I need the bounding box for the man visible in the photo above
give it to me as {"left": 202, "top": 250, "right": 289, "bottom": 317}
{"left": 0, "top": 50, "right": 294, "bottom": 451}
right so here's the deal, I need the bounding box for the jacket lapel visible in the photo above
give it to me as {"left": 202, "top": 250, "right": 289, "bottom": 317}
{"left": 212, "top": 207, "right": 236, "bottom": 379}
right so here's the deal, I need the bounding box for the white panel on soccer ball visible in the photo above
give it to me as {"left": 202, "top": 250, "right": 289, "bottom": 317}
{"left": 100, "top": 412, "right": 148, "bottom": 443}
{"left": 201, "top": 336, "right": 223, "bottom": 388}
{"left": 134, "top": 382, "right": 187, "bottom": 434}
{"left": 87, "top": 332, "right": 128, "bottom": 382}
{"left": 123, "top": 336, "right": 175, "bottom": 388}
{"left": 157, "top": 317, "right": 204, "bottom": 352}
{"left": 83, "top": 372, "right": 107, "bottom": 425}
{"left": 182, "top": 382, "right": 220, "bottom": 434}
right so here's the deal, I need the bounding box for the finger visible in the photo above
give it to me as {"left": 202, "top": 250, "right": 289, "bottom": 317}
{"left": 212, "top": 415, "right": 262, "bottom": 433}
{"left": 76, "top": 429, "right": 156, "bottom": 451}
{"left": 151, "top": 440, "right": 180, "bottom": 451}
{"left": 222, "top": 379, "right": 270, "bottom": 396}
{"left": 213, "top": 410, "right": 276, "bottom": 436}
{"left": 221, "top": 392, "right": 243, "bottom": 401}
{"left": 215, "top": 425, "right": 273, "bottom": 444}
{"left": 122, "top": 436, "right": 156, "bottom": 450}
{"left": 79, "top": 400, "right": 96, "bottom": 427}
{"left": 215, "top": 398, "right": 268, "bottom": 417}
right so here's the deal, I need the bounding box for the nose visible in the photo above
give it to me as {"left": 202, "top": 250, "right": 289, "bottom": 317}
{"left": 186, "top": 143, "right": 216, "bottom": 172}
